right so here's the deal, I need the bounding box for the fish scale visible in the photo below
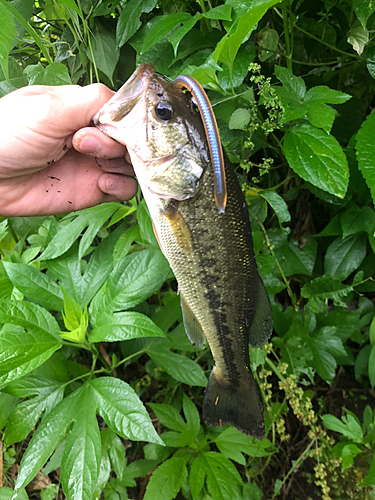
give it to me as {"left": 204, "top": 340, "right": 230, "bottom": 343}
{"left": 93, "top": 63, "right": 273, "bottom": 437}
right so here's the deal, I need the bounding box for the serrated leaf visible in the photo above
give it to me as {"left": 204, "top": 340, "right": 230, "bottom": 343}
{"left": 147, "top": 345, "right": 207, "bottom": 387}
{"left": 90, "top": 249, "right": 171, "bottom": 324}
{"left": 13, "top": 391, "right": 77, "bottom": 494}
{"left": 4, "top": 379, "right": 64, "bottom": 447}
{"left": 324, "top": 233, "right": 367, "bottom": 280}
{"left": 89, "top": 311, "right": 166, "bottom": 342}
{"left": 116, "top": 0, "right": 158, "bottom": 48}
{"left": 214, "top": 427, "right": 273, "bottom": 465}
{"left": 3, "top": 262, "right": 63, "bottom": 311}
{"left": 190, "top": 452, "right": 242, "bottom": 500}
{"left": 228, "top": 108, "right": 251, "bottom": 130}
{"left": 42, "top": 63, "right": 72, "bottom": 85}
{"left": 148, "top": 403, "right": 187, "bottom": 433}
{"left": 89, "top": 377, "right": 163, "bottom": 445}
{"left": 143, "top": 455, "right": 189, "bottom": 500}
{"left": 40, "top": 203, "right": 119, "bottom": 261}
{"left": 284, "top": 124, "right": 349, "bottom": 198}
{"left": 183, "top": 393, "right": 200, "bottom": 438}
{"left": 272, "top": 234, "right": 317, "bottom": 276}
{"left": 356, "top": 111, "right": 375, "bottom": 205}
{"left": 60, "top": 385, "right": 101, "bottom": 500}
{"left": 275, "top": 65, "right": 306, "bottom": 99}
{"left": 301, "top": 275, "right": 354, "bottom": 303}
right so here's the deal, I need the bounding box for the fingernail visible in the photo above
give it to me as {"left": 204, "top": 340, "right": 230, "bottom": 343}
{"left": 79, "top": 136, "right": 101, "bottom": 154}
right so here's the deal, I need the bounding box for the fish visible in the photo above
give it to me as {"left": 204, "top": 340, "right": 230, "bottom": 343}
{"left": 93, "top": 63, "right": 273, "bottom": 438}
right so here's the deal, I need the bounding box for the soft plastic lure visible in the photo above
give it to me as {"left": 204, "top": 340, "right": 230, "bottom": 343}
{"left": 174, "top": 74, "right": 227, "bottom": 213}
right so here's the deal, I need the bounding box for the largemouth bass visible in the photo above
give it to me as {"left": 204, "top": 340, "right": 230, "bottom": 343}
{"left": 93, "top": 63, "right": 272, "bottom": 438}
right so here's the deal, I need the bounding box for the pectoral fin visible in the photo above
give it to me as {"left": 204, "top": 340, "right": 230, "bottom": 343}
{"left": 180, "top": 292, "right": 206, "bottom": 349}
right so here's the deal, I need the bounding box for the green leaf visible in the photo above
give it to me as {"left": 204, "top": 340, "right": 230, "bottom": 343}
{"left": 142, "top": 13, "right": 192, "bottom": 53}
{"left": 42, "top": 62, "right": 72, "bottom": 85}
{"left": 13, "top": 391, "right": 77, "bottom": 494}
{"left": 4, "top": 378, "right": 64, "bottom": 447}
{"left": 147, "top": 345, "right": 207, "bottom": 387}
{"left": 321, "top": 411, "right": 363, "bottom": 443}
{"left": 284, "top": 124, "right": 349, "bottom": 198}
{"left": 228, "top": 108, "right": 251, "bottom": 130}
{"left": 213, "top": 0, "right": 282, "bottom": 69}
{"left": 0, "top": 392, "right": 18, "bottom": 430}
{"left": 168, "top": 12, "right": 200, "bottom": 56}
{"left": 0, "top": 487, "right": 28, "bottom": 500}
{"left": 89, "top": 311, "right": 166, "bottom": 342}
{"left": 275, "top": 65, "right": 306, "bottom": 99}
{"left": 60, "top": 385, "right": 101, "bottom": 500}
{"left": 347, "top": 23, "right": 369, "bottom": 55}
{"left": 182, "top": 393, "right": 200, "bottom": 438}
{"left": 356, "top": 111, "right": 375, "bottom": 205}
{"left": 89, "top": 377, "right": 163, "bottom": 445}
{"left": 258, "top": 27, "right": 279, "bottom": 61}
{"left": 143, "top": 455, "right": 189, "bottom": 500}
{"left": 353, "top": 0, "right": 375, "bottom": 27}
{"left": 214, "top": 427, "right": 273, "bottom": 465}
{"left": 89, "top": 20, "right": 118, "bottom": 82}
{"left": 260, "top": 190, "right": 291, "bottom": 233}
{"left": 272, "top": 234, "right": 317, "bottom": 276}
{"left": 369, "top": 345, "right": 375, "bottom": 387}
{"left": 90, "top": 249, "right": 171, "bottom": 324}
{"left": 40, "top": 203, "right": 119, "bottom": 261}
{"left": 148, "top": 403, "right": 187, "bottom": 433}
{"left": 309, "top": 327, "right": 347, "bottom": 382}
{"left": 340, "top": 204, "right": 375, "bottom": 238}
{"left": 0, "top": 3, "right": 15, "bottom": 65}
{"left": 116, "top": 0, "right": 158, "bottom": 48}
{"left": 301, "top": 275, "right": 354, "bottom": 304}
{"left": 190, "top": 452, "right": 242, "bottom": 500}
{"left": 202, "top": 5, "right": 232, "bottom": 21}
{"left": 324, "top": 233, "right": 367, "bottom": 280}
{"left": 3, "top": 262, "right": 63, "bottom": 311}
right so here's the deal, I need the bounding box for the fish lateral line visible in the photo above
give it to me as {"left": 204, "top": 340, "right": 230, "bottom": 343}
{"left": 174, "top": 74, "right": 227, "bottom": 214}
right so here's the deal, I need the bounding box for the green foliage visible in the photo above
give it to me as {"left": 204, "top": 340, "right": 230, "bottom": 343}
{"left": 1, "top": 0, "right": 375, "bottom": 499}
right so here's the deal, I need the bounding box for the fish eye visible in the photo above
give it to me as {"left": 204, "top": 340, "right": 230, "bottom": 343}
{"left": 154, "top": 101, "right": 173, "bottom": 122}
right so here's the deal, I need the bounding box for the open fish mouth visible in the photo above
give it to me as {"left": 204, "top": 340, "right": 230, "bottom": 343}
{"left": 93, "top": 64, "right": 155, "bottom": 128}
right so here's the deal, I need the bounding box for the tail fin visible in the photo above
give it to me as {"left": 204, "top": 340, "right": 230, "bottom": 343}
{"left": 203, "top": 368, "right": 264, "bottom": 439}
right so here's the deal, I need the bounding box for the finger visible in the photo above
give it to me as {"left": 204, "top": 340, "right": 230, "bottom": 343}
{"left": 72, "top": 127, "right": 127, "bottom": 158}
{"left": 98, "top": 173, "right": 138, "bottom": 200}
{"left": 94, "top": 157, "right": 135, "bottom": 176}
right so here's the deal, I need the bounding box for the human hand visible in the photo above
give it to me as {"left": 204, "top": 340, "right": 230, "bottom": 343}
{"left": 0, "top": 84, "right": 138, "bottom": 217}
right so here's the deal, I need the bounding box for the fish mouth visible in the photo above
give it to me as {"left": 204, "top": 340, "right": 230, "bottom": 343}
{"left": 93, "top": 63, "right": 156, "bottom": 126}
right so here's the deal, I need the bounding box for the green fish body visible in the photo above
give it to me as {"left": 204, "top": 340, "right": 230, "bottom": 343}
{"left": 93, "top": 63, "right": 272, "bottom": 438}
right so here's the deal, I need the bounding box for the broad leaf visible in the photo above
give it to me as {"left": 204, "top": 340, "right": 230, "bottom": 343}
{"left": 143, "top": 455, "right": 189, "bottom": 500}
{"left": 142, "top": 13, "right": 192, "bottom": 53}
{"left": 89, "top": 20, "right": 118, "bottom": 82}
{"left": 3, "top": 262, "right": 63, "bottom": 311}
{"left": 356, "top": 111, "right": 375, "bottom": 205}
{"left": 116, "top": 0, "right": 157, "bottom": 48}
{"left": 89, "top": 311, "right": 166, "bottom": 342}
{"left": 60, "top": 385, "right": 101, "bottom": 500}
{"left": 147, "top": 345, "right": 207, "bottom": 387}
{"left": 13, "top": 392, "right": 77, "bottom": 494}
{"left": 321, "top": 411, "right": 363, "bottom": 443}
{"left": 89, "top": 377, "right": 163, "bottom": 445}
{"left": 324, "top": 233, "right": 367, "bottom": 280}
{"left": 214, "top": 427, "right": 273, "bottom": 465}
{"left": 284, "top": 124, "right": 349, "bottom": 198}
